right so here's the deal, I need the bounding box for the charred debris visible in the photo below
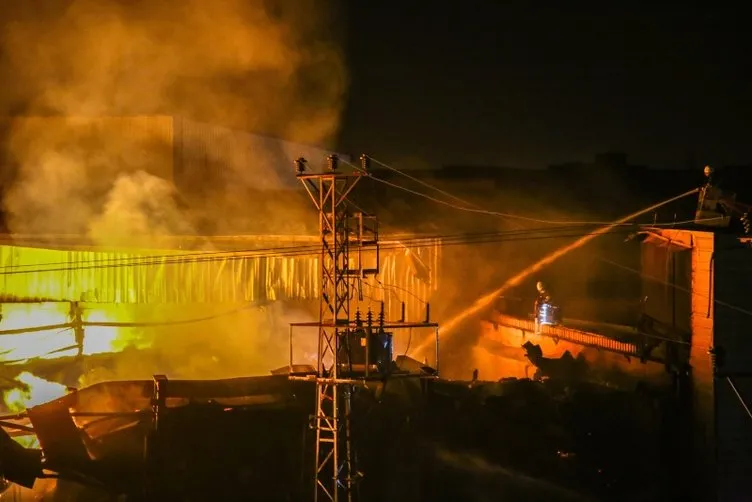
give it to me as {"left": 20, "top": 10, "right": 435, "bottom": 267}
{"left": 0, "top": 365, "right": 683, "bottom": 502}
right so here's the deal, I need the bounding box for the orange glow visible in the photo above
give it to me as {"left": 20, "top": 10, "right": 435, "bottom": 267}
{"left": 411, "top": 188, "right": 700, "bottom": 356}
{"left": 3, "top": 372, "right": 68, "bottom": 412}
{"left": 0, "top": 302, "right": 144, "bottom": 363}
{"left": 0, "top": 302, "right": 147, "bottom": 412}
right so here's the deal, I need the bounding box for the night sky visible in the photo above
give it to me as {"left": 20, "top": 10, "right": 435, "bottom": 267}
{"left": 338, "top": 4, "right": 750, "bottom": 170}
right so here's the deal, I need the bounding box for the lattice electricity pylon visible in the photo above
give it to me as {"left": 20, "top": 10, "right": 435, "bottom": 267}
{"left": 294, "top": 154, "right": 378, "bottom": 502}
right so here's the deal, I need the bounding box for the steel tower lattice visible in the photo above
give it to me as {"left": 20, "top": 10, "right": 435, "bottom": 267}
{"left": 294, "top": 154, "right": 378, "bottom": 502}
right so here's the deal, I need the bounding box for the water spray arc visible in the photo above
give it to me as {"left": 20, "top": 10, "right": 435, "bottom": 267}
{"left": 411, "top": 187, "right": 700, "bottom": 355}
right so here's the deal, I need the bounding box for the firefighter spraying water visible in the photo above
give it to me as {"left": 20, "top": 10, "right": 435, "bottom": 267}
{"left": 695, "top": 165, "right": 752, "bottom": 233}
{"left": 533, "top": 281, "right": 561, "bottom": 333}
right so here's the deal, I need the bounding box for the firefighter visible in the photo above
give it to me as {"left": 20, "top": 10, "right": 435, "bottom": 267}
{"left": 534, "top": 281, "right": 551, "bottom": 313}
{"left": 533, "top": 281, "right": 551, "bottom": 333}
{"left": 69, "top": 301, "right": 85, "bottom": 357}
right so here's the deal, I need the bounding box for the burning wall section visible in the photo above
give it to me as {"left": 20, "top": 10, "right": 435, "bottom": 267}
{"left": 0, "top": 236, "right": 439, "bottom": 311}
{"left": 0, "top": 235, "right": 440, "bottom": 397}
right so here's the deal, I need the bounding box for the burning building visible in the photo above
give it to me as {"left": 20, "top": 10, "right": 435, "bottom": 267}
{"left": 0, "top": 117, "right": 440, "bottom": 451}
{"left": 0, "top": 234, "right": 440, "bottom": 399}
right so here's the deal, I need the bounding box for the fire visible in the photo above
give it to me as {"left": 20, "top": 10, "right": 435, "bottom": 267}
{"left": 0, "top": 302, "right": 145, "bottom": 412}
{"left": 3, "top": 372, "right": 68, "bottom": 412}
{"left": 0, "top": 302, "right": 143, "bottom": 363}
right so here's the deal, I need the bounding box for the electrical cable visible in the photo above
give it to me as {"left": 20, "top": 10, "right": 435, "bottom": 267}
{"left": 727, "top": 377, "right": 752, "bottom": 422}
{"left": 0, "top": 224, "right": 697, "bottom": 276}
{"left": 359, "top": 157, "right": 752, "bottom": 322}
{"left": 0, "top": 168, "right": 712, "bottom": 274}
{"left": 3, "top": 159, "right": 749, "bottom": 359}
{"left": 0, "top": 303, "right": 259, "bottom": 339}
{"left": 597, "top": 256, "right": 752, "bottom": 318}
{"left": 354, "top": 156, "right": 718, "bottom": 227}
{"left": 0, "top": 222, "right": 632, "bottom": 272}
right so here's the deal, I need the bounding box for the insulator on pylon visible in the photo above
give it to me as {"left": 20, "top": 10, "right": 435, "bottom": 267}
{"left": 360, "top": 154, "right": 370, "bottom": 172}
{"left": 425, "top": 303, "right": 431, "bottom": 323}
{"left": 742, "top": 213, "right": 751, "bottom": 234}
{"left": 366, "top": 308, "right": 373, "bottom": 328}
{"left": 294, "top": 157, "right": 307, "bottom": 174}
{"left": 378, "top": 302, "right": 385, "bottom": 328}
{"left": 355, "top": 309, "right": 363, "bottom": 326}
{"left": 400, "top": 302, "right": 406, "bottom": 322}
{"left": 327, "top": 154, "right": 339, "bottom": 172}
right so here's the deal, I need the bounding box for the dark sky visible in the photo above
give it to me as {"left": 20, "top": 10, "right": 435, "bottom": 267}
{"left": 337, "top": 4, "right": 750, "bottom": 170}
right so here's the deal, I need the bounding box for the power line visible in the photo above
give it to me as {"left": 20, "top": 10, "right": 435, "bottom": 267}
{"left": 0, "top": 157, "right": 706, "bottom": 273}
{"left": 3, "top": 156, "right": 743, "bottom": 322}
{"left": 358, "top": 156, "right": 714, "bottom": 227}
{"left": 727, "top": 377, "right": 752, "bottom": 422}
{"left": 0, "top": 225, "right": 661, "bottom": 276}
{"left": 597, "top": 256, "right": 752, "bottom": 318}
{"left": 0, "top": 218, "right": 699, "bottom": 274}
{"left": 0, "top": 303, "right": 259, "bottom": 349}
{"left": 0, "top": 226, "right": 581, "bottom": 273}
{"left": 365, "top": 156, "right": 752, "bottom": 322}
{"left": 0, "top": 226, "right": 621, "bottom": 274}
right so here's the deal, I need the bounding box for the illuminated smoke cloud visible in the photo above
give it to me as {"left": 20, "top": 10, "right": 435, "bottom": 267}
{"left": 0, "top": 0, "right": 346, "bottom": 240}
{"left": 88, "top": 170, "right": 194, "bottom": 249}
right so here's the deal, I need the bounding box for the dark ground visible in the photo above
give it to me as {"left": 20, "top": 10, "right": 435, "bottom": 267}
{"left": 1, "top": 369, "right": 693, "bottom": 501}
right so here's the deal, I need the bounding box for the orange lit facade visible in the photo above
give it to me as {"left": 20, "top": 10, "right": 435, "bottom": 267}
{"left": 639, "top": 226, "right": 752, "bottom": 502}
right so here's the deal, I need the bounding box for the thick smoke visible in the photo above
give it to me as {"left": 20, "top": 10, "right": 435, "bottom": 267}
{"left": 0, "top": 0, "right": 346, "bottom": 243}
{"left": 88, "top": 171, "right": 194, "bottom": 249}
{"left": 75, "top": 302, "right": 320, "bottom": 387}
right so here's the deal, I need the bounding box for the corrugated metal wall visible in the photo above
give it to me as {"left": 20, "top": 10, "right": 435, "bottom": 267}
{"left": 0, "top": 116, "right": 436, "bottom": 320}
{"left": 0, "top": 239, "right": 440, "bottom": 319}
{"left": 712, "top": 241, "right": 752, "bottom": 502}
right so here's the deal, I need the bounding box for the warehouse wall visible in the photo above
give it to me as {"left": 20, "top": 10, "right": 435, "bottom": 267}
{"left": 0, "top": 237, "right": 439, "bottom": 323}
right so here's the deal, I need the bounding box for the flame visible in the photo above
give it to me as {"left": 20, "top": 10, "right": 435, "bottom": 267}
{"left": 0, "top": 303, "right": 145, "bottom": 412}
{"left": 3, "top": 372, "right": 68, "bottom": 412}
{"left": 0, "top": 302, "right": 144, "bottom": 363}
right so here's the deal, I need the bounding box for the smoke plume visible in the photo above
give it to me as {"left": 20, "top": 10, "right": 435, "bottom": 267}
{"left": 88, "top": 171, "right": 194, "bottom": 249}
{"left": 0, "top": 0, "right": 346, "bottom": 242}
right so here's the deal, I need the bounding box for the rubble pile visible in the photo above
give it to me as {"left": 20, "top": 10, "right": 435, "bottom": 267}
{"left": 1, "top": 370, "right": 686, "bottom": 501}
